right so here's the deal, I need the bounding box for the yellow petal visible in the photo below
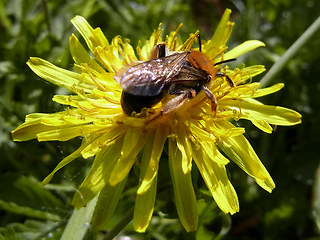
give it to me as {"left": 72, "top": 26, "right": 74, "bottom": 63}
{"left": 211, "top": 122, "right": 245, "bottom": 138}
{"left": 81, "top": 126, "right": 126, "bottom": 159}
{"left": 137, "top": 126, "right": 168, "bottom": 194}
{"left": 71, "top": 16, "right": 109, "bottom": 53}
{"left": 119, "top": 38, "right": 138, "bottom": 63}
{"left": 200, "top": 141, "right": 229, "bottom": 165}
{"left": 91, "top": 88, "right": 121, "bottom": 104}
{"left": 222, "top": 82, "right": 260, "bottom": 99}
{"left": 204, "top": 9, "right": 234, "bottom": 60}
{"left": 42, "top": 148, "right": 80, "bottom": 185}
{"left": 42, "top": 132, "right": 104, "bottom": 185}
{"left": 216, "top": 120, "right": 275, "bottom": 192}
{"left": 229, "top": 83, "right": 284, "bottom": 99}
{"left": 189, "top": 122, "right": 217, "bottom": 143}
{"left": 12, "top": 113, "right": 58, "bottom": 141}
{"left": 223, "top": 40, "right": 265, "bottom": 60}
{"left": 27, "top": 58, "right": 94, "bottom": 93}
{"left": 95, "top": 45, "right": 124, "bottom": 73}
{"left": 52, "top": 95, "right": 79, "bottom": 108}
{"left": 177, "top": 30, "right": 199, "bottom": 51}
{"left": 40, "top": 112, "right": 85, "bottom": 126}
{"left": 133, "top": 132, "right": 159, "bottom": 232}
{"left": 37, "top": 124, "right": 101, "bottom": 141}
{"left": 192, "top": 143, "right": 239, "bottom": 214}
{"left": 92, "top": 179, "right": 127, "bottom": 229}
{"left": 168, "top": 139, "right": 198, "bottom": 232}
{"left": 167, "top": 23, "right": 183, "bottom": 51}
{"left": 109, "top": 127, "right": 146, "bottom": 186}
{"left": 52, "top": 95, "right": 121, "bottom": 112}
{"left": 252, "top": 83, "right": 284, "bottom": 98}
{"left": 250, "top": 119, "right": 274, "bottom": 134}
{"left": 133, "top": 176, "right": 157, "bottom": 232}
{"left": 220, "top": 99, "right": 302, "bottom": 128}
{"left": 12, "top": 111, "right": 95, "bottom": 141}
{"left": 228, "top": 65, "right": 266, "bottom": 85}
{"left": 176, "top": 123, "right": 193, "bottom": 174}
{"left": 69, "top": 34, "right": 106, "bottom": 74}
{"left": 72, "top": 139, "right": 123, "bottom": 208}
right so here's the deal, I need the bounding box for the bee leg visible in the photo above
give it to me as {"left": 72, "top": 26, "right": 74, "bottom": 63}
{"left": 146, "top": 91, "right": 192, "bottom": 123}
{"left": 162, "top": 90, "right": 196, "bottom": 114}
{"left": 202, "top": 85, "right": 217, "bottom": 112}
{"left": 167, "top": 84, "right": 197, "bottom": 98}
{"left": 215, "top": 72, "right": 235, "bottom": 87}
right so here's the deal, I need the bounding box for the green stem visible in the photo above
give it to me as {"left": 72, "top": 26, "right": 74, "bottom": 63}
{"left": 259, "top": 16, "right": 320, "bottom": 87}
{"left": 103, "top": 207, "right": 134, "bottom": 240}
{"left": 41, "top": 0, "right": 51, "bottom": 32}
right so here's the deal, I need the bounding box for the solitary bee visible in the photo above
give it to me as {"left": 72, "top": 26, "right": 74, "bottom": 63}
{"left": 114, "top": 43, "right": 235, "bottom": 116}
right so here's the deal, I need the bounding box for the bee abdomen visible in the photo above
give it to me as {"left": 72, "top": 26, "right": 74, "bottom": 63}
{"left": 121, "top": 91, "right": 165, "bottom": 115}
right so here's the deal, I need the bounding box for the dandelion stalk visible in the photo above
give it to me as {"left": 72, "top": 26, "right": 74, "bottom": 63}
{"left": 103, "top": 208, "right": 134, "bottom": 240}
{"left": 260, "top": 16, "right": 320, "bottom": 87}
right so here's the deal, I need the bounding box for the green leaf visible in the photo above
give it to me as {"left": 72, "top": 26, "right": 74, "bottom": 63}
{"left": 61, "top": 196, "right": 98, "bottom": 240}
{"left": 0, "top": 220, "right": 62, "bottom": 240}
{"left": 0, "top": 174, "right": 62, "bottom": 220}
{"left": 0, "top": 200, "right": 60, "bottom": 221}
{"left": 312, "top": 163, "right": 320, "bottom": 233}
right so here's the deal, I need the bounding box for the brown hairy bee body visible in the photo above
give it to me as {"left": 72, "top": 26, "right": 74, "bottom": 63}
{"left": 114, "top": 45, "right": 234, "bottom": 116}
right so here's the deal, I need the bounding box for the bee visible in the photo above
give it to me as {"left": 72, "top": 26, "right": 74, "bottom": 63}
{"left": 114, "top": 43, "right": 235, "bottom": 116}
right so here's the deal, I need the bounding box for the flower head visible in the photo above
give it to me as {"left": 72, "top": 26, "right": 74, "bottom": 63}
{"left": 12, "top": 9, "right": 301, "bottom": 232}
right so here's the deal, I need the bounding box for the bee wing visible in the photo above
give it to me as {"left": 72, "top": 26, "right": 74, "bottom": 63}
{"left": 170, "top": 66, "right": 209, "bottom": 83}
{"left": 118, "top": 52, "right": 190, "bottom": 96}
{"left": 114, "top": 61, "right": 142, "bottom": 83}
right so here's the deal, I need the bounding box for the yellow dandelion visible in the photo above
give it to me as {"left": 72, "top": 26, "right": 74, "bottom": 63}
{"left": 12, "top": 9, "right": 301, "bottom": 233}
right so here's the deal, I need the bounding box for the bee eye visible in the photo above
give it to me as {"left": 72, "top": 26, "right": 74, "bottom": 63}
{"left": 207, "top": 75, "right": 212, "bottom": 81}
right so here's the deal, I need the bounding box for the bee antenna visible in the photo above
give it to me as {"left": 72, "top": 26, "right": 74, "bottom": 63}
{"left": 197, "top": 33, "right": 202, "bottom": 52}
{"left": 214, "top": 58, "right": 237, "bottom": 66}
{"left": 157, "top": 43, "right": 166, "bottom": 58}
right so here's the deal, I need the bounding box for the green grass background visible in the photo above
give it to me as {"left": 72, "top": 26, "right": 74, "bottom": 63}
{"left": 1, "top": 0, "right": 320, "bottom": 239}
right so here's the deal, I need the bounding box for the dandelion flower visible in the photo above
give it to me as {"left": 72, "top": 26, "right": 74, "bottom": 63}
{"left": 12, "top": 9, "right": 301, "bottom": 232}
